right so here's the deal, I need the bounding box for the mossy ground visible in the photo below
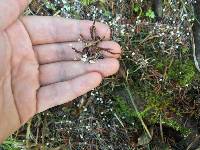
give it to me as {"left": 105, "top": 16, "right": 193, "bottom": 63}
{"left": 1, "top": 0, "right": 200, "bottom": 149}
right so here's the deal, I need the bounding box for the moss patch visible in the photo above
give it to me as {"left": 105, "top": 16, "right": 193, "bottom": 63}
{"left": 168, "top": 59, "right": 196, "bottom": 87}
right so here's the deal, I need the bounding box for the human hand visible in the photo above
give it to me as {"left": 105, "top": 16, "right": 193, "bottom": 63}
{"left": 0, "top": 0, "right": 121, "bottom": 142}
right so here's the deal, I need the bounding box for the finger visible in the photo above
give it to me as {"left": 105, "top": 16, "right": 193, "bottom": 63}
{"left": 34, "top": 41, "right": 121, "bottom": 64}
{"left": 98, "top": 41, "right": 121, "bottom": 58}
{"left": 20, "top": 16, "right": 111, "bottom": 45}
{"left": 37, "top": 72, "right": 102, "bottom": 113}
{"left": 39, "top": 58, "right": 119, "bottom": 86}
{"left": 0, "top": 0, "right": 27, "bottom": 30}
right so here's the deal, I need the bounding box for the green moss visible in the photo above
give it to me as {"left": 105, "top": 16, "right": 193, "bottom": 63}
{"left": 122, "top": 54, "right": 196, "bottom": 133}
{"left": 156, "top": 61, "right": 165, "bottom": 71}
{"left": 181, "top": 47, "right": 190, "bottom": 54}
{"left": 162, "top": 119, "right": 191, "bottom": 136}
{"left": 139, "top": 89, "right": 172, "bottom": 122}
{"left": 114, "top": 96, "right": 137, "bottom": 121}
{"left": 44, "top": 0, "right": 57, "bottom": 11}
{"left": 80, "top": 0, "right": 94, "bottom": 5}
{"left": 155, "top": 58, "right": 171, "bottom": 72}
{"left": 114, "top": 89, "right": 171, "bottom": 122}
{"left": 168, "top": 59, "right": 196, "bottom": 87}
{"left": 113, "top": 89, "right": 190, "bottom": 136}
{"left": 145, "top": 9, "right": 155, "bottom": 19}
{"left": 0, "top": 138, "right": 23, "bottom": 150}
{"left": 132, "top": 3, "right": 141, "bottom": 13}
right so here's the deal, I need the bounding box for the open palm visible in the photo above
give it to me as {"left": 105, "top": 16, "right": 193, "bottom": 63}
{"left": 0, "top": 0, "right": 121, "bottom": 142}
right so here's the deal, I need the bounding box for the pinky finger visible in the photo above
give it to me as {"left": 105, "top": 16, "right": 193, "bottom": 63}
{"left": 36, "top": 72, "right": 102, "bottom": 113}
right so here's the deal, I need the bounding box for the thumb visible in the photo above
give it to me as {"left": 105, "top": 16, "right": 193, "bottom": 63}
{"left": 0, "top": 0, "right": 28, "bottom": 31}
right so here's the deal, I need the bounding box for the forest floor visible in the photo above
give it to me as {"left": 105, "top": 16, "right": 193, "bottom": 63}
{"left": 1, "top": 0, "right": 200, "bottom": 150}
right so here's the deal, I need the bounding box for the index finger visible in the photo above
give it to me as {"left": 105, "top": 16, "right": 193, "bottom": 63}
{"left": 20, "top": 16, "right": 111, "bottom": 45}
